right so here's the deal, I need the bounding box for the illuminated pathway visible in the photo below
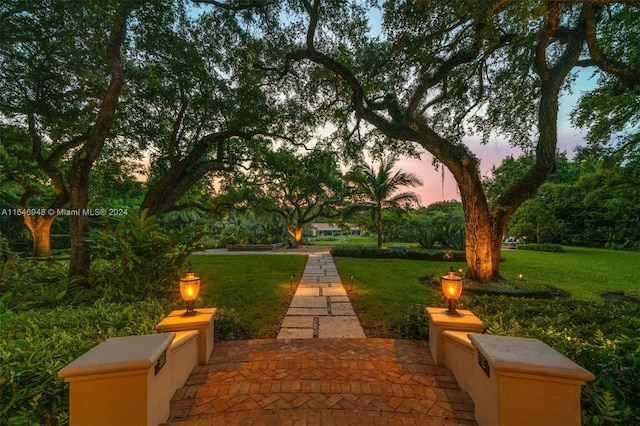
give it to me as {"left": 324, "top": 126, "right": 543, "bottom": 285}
{"left": 277, "top": 251, "right": 366, "bottom": 339}
{"left": 195, "top": 246, "right": 365, "bottom": 338}
{"left": 174, "top": 247, "right": 476, "bottom": 424}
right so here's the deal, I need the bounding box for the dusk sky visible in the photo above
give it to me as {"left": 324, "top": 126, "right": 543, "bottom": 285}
{"left": 398, "top": 71, "right": 595, "bottom": 206}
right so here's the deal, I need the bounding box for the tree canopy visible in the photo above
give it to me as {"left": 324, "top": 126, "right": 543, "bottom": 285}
{"left": 1, "top": 0, "right": 639, "bottom": 282}
{"left": 242, "top": 148, "right": 347, "bottom": 243}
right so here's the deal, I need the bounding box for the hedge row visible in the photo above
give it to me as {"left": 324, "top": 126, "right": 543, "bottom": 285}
{"left": 517, "top": 243, "right": 566, "bottom": 253}
{"left": 330, "top": 245, "right": 466, "bottom": 261}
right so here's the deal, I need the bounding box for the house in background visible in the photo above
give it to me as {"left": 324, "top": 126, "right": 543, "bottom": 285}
{"left": 310, "top": 223, "right": 361, "bottom": 237}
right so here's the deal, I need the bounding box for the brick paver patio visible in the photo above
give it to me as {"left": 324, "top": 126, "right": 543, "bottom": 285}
{"left": 164, "top": 339, "right": 476, "bottom": 425}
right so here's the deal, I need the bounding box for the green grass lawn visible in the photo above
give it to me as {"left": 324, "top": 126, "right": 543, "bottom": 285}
{"left": 333, "top": 246, "right": 640, "bottom": 335}
{"left": 189, "top": 254, "right": 308, "bottom": 338}
{"left": 188, "top": 247, "right": 639, "bottom": 337}
{"left": 334, "top": 257, "right": 442, "bottom": 336}
{"left": 499, "top": 246, "right": 640, "bottom": 300}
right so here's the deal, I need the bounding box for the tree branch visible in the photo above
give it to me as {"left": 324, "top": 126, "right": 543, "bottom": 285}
{"left": 169, "top": 87, "right": 188, "bottom": 165}
{"left": 583, "top": 3, "right": 638, "bottom": 86}
{"left": 195, "top": 0, "right": 278, "bottom": 11}
{"left": 406, "top": 0, "right": 512, "bottom": 116}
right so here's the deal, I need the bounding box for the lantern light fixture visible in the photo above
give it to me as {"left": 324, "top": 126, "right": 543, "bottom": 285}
{"left": 179, "top": 270, "right": 201, "bottom": 316}
{"left": 441, "top": 266, "right": 463, "bottom": 316}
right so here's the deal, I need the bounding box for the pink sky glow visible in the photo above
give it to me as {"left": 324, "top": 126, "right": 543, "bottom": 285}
{"left": 399, "top": 71, "right": 594, "bottom": 206}
{"left": 398, "top": 128, "right": 587, "bottom": 207}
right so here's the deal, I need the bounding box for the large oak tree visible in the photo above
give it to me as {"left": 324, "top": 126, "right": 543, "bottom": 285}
{"left": 243, "top": 148, "right": 347, "bottom": 244}
{"left": 121, "top": 2, "right": 311, "bottom": 217}
{"left": 0, "top": 0, "right": 136, "bottom": 278}
{"left": 238, "top": 0, "right": 611, "bottom": 281}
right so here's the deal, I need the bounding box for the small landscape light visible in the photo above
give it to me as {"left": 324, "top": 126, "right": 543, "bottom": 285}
{"left": 441, "top": 266, "right": 463, "bottom": 316}
{"left": 290, "top": 274, "right": 295, "bottom": 290}
{"left": 518, "top": 273, "right": 524, "bottom": 281}
{"left": 179, "top": 270, "right": 201, "bottom": 317}
{"left": 349, "top": 273, "right": 354, "bottom": 290}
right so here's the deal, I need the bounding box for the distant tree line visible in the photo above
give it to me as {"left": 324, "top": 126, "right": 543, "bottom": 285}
{"left": 486, "top": 149, "right": 640, "bottom": 250}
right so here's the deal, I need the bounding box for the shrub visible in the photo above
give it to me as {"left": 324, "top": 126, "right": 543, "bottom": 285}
{"left": 210, "top": 213, "right": 284, "bottom": 248}
{"left": 330, "top": 245, "right": 466, "bottom": 262}
{"left": 0, "top": 300, "right": 172, "bottom": 425}
{"left": 393, "top": 303, "right": 430, "bottom": 340}
{"left": 0, "top": 257, "right": 90, "bottom": 311}
{"left": 413, "top": 226, "right": 439, "bottom": 249}
{"left": 213, "top": 307, "right": 251, "bottom": 341}
{"left": 468, "top": 296, "right": 640, "bottom": 425}
{"left": 88, "top": 209, "right": 204, "bottom": 300}
{"left": 439, "top": 223, "right": 465, "bottom": 250}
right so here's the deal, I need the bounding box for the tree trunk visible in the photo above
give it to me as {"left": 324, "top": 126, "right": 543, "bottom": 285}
{"left": 285, "top": 221, "right": 303, "bottom": 243}
{"left": 376, "top": 205, "right": 383, "bottom": 247}
{"left": 68, "top": 162, "right": 91, "bottom": 279}
{"left": 23, "top": 214, "right": 56, "bottom": 258}
{"left": 455, "top": 167, "right": 508, "bottom": 282}
{"left": 67, "top": 4, "right": 130, "bottom": 280}
{"left": 19, "top": 187, "right": 65, "bottom": 259}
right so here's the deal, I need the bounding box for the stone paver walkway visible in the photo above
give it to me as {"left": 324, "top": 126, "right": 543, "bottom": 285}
{"left": 165, "top": 338, "right": 476, "bottom": 425}
{"left": 278, "top": 252, "right": 365, "bottom": 339}
{"left": 196, "top": 246, "right": 365, "bottom": 339}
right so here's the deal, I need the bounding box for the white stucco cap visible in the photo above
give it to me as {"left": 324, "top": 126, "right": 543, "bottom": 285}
{"left": 58, "top": 333, "right": 174, "bottom": 379}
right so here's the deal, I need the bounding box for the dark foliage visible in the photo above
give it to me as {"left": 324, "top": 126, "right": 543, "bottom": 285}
{"left": 517, "top": 243, "right": 567, "bottom": 253}
{"left": 330, "top": 245, "right": 466, "bottom": 261}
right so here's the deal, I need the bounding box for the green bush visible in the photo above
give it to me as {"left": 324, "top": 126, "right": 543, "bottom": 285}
{"left": 330, "top": 245, "right": 466, "bottom": 262}
{"left": 468, "top": 296, "right": 640, "bottom": 425}
{"left": 0, "top": 257, "right": 90, "bottom": 311}
{"left": 210, "top": 213, "right": 284, "bottom": 248}
{"left": 89, "top": 209, "right": 204, "bottom": 300}
{"left": 0, "top": 300, "right": 172, "bottom": 426}
{"left": 517, "top": 243, "right": 566, "bottom": 252}
{"left": 439, "top": 223, "right": 465, "bottom": 250}
{"left": 413, "top": 226, "right": 439, "bottom": 249}
{"left": 393, "top": 303, "right": 430, "bottom": 340}
{"left": 213, "top": 307, "right": 251, "bottom": 341}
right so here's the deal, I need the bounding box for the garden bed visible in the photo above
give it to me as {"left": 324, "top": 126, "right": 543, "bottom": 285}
{"left": 601, "top": 291, "right": 640, "bottom": 304}
{"left": 419, "top": 275, "right": 570, "bottom": 299}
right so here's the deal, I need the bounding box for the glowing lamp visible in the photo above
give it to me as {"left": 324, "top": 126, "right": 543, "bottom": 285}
{"left": 179, "top": 270, "right": 201, "bottom": 316}
{"left": 441, "top": 266, "right": 463, "bottom": 316}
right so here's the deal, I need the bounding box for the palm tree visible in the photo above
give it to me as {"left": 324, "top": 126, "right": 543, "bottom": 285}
{"left": 345, "top": 156, "right": 423, "bottom": 247}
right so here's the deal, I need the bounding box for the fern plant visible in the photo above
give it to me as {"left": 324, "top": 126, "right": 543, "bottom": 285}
{"left": 89, "top": 209, "right": 204, "bottom": 299}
